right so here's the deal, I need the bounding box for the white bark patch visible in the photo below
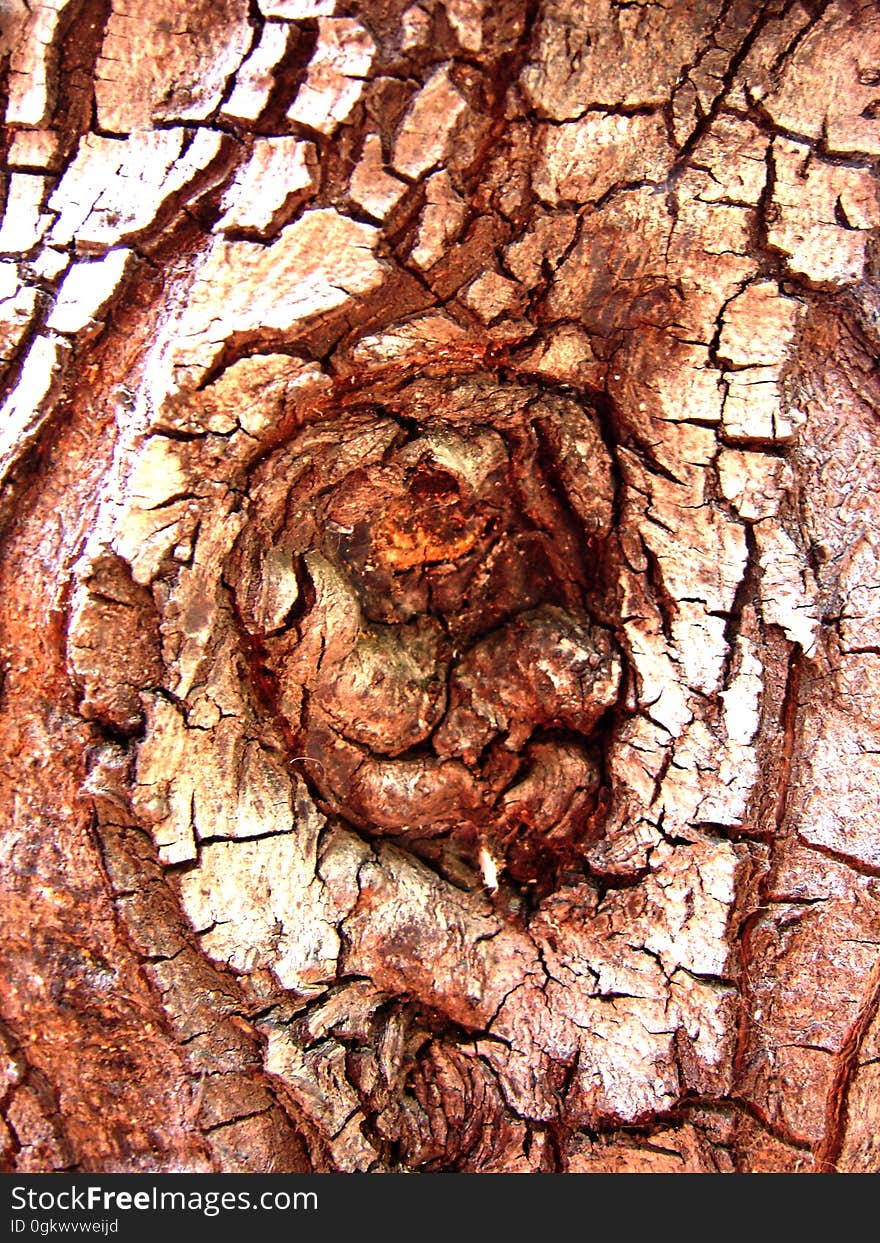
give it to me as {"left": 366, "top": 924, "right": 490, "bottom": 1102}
{"left": 110, "top": 432, "right": 227, "bottom": 587}
{"left": 125, "top": 435, "right": 188, "bottom": 511}
{"left": 521, "top": 0, "right": 716, "bottom": 120}
{"left": 262, "top": 1029, "right": 377, "bottom": 1170}
{"left": 31, "top": 248, "right": 68, "bottom": 281}
{"left": 608, "top": 719, "right": 675, "bottom": 809}
{"left": 554, "top": 991, "right": 683, "bottom": 1121}
{"left": 49, "top": 130, "right": 224, "bottom": 252}
{"left": 0, "top": 261, "right": 24, "bottom": 300}
{"left": 132, "top": 695, "right": 199, "bottom": 865}
{"left": 0, "top": 334, "right": 69, "bottom": 486}
{"left": 221, "top": 21, "right": 291, "bottom": 122}
{"left": 0, "top": 265, "right": 38, "bottom": 367}
{"left": 795, "top": 706, "right": 880, "bottom": 870}
{"left": 662, "top": 714, "right": 759, "bottom": 830}
{"left": 516, "top": 324, "right": 605, "bottom": 389}
{"left": 478, "top": 843, "right": 499, "bottom": 891}
{"left": 717, "top": 449, "right": 793, "bottom": 522}
{"left": 721, "top": 366, "right": 804, "bottom": 444}
{"left": 486, "top": 978, "right": 682, "bottom": 1124}
{"left": 178, "top": 789, "right": 347, "bottom": 993}
{"left": 171, "top": 208, "right": 384, "bottom": 384}
{"left": 755, "top": 522, "right": 819, "bottom": 654}
{"left": 349, "top": 312, "right": 469, "bottom": 364}
{"left": 400, "top": 4, "right": 432, "bottom": 50}
{"left": 533, "top": 113, "right": 673, "bottom": 205}
{"left": 342, "top": 843, "right": 539, "bottom": 1030}
{"left": 95, "top": 0, "right": 253, "bottom": 131}
{"left": 657, "top": 346, "right": 724, "bottom": 425}
{"left": 462, "top": 271, "right": 522, "bottom": 324}
{"left": 621, "top": 629, "right": 692, "bottom": 742}
{"left": 636, "top": 839, "right": 740, "bottom": 979}
{"left": 500, "top": 852, "right": 742, "bottom": 1122}
{"left": 671, "top": 605, "right": 730, "bottom": 695}
{"left": 287, "top": 17, "right": 375, "bottom": 134}
{"left": 215, "top": 138, "right": 317, "bottom": 234}
{"left": 720, "top": 638, "right": 763, "bottom": 746}
{"left": 718, "top": 281, "right": 803, "bottom": 368}
{"left": 763, "top": 3, "right": 880, "bottom": 156}
{"left": 409, "top": 170, "right": 466, "bottom": 269}
{"left": 260, "top": 0, "right": 334, "bottom": 14}
{"left": 669, "top": 972, "right": 736, "bottom": 1093}
{"left": 0, "top": 174, "right": 50, "bottom": 252}
{"left": 190, "top": 721, "right": 296, "bottom": 843}
{"left": 47, "top": 249, "right": 132, "bottom": 335}
{"left": 4, "top": 0, "right": 74, "bottom": 126}
{"left": 6, "top": 129, "right": 60, "bottom": 170}
{"left": 690, "top": 116, "right": 769, "bottom": 206}
{"left": 635, "top": 475, "right": 747, "bottom": 620}
{"left": 770, "top": 138, "right": 880, "bottom": 285}
{"left": 349, "top": 134, "right": 408, "bottom": 221}
{"left": 392, "top": 65, "right": 468, "bottom": 180}
{"left": 838, "top": 533, "right": 880, "bottom": 652}
{"left": 444, "top": 0, "right": 484, "bottom": 52}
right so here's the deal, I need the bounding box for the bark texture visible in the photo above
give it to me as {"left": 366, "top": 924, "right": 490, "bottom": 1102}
{"left": 1, "top": 0, "right": 880, "bottom": 1173}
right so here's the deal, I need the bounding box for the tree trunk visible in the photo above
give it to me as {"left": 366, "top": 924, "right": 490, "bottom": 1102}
{"left": 1, "top": 0, "right": 879, "bottom": 1174}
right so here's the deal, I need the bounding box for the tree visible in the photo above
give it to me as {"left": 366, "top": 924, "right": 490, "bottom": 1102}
{"left": 1, "top": 0, "right": 879, "bottom": 1174}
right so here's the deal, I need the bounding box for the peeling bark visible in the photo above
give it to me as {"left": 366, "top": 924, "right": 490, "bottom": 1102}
{"left": 1, "top": 0, "right": 880, "bottom": 1173}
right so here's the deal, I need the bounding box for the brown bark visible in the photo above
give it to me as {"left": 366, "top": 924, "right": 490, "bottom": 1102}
{"left": 1, "top": 0, "right": 879, "bottom": 1173}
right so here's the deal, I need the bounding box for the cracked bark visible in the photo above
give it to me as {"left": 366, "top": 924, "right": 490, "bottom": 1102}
{"left": 1, "top": 0, "right": 880, "bottom": 1174}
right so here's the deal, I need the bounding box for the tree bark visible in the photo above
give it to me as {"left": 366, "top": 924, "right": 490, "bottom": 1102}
{"left": 1, "top": 0, "right": 879, "bottom": 1174}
